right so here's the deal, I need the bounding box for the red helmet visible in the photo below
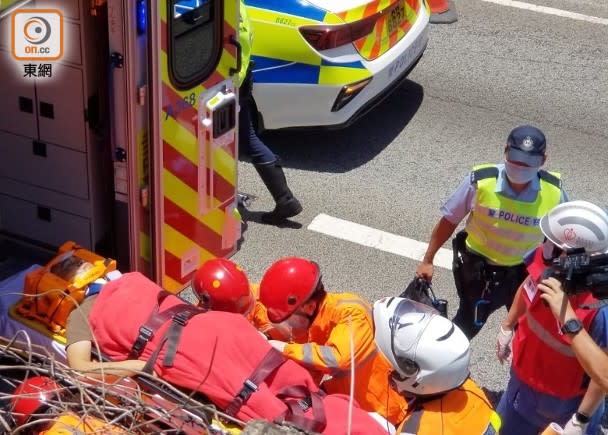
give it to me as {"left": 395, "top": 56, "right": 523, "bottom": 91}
{"left": 192, "top": 258, "right": 254, "bottom": 314}
{"left": 259, "top": 257, "right": 321, "bottom": 323}
{"left": 11, "top": 376, "right": 61, "bottom": 425}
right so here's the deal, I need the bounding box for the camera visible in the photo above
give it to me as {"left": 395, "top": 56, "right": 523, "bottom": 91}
{"left": 542, "top": 248, "right": 608, "bottom": 299}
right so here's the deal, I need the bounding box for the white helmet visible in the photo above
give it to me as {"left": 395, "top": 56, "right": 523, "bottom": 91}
{"left": 540, "top": 201, "right": 608, "bottom": 254}
{"left": 373, "top": 297, "right": 470, "bottom": 397}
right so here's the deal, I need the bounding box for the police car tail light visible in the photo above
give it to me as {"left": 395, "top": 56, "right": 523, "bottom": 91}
{"left": 300, "top": 14, "right": 378, "bottom": 51}
{"left": 332, "top": 78, "right": 372, "bottom": 111}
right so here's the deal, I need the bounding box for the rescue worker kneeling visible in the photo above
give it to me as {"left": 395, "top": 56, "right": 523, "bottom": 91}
{"left": 373, "top": 297, "right": 501, "bottom": 434}
{"left": 64, "top": 272, "right": 388, "bottom": 435}
{"left": 258, "top": 257, "right": 409, "bottom": 427}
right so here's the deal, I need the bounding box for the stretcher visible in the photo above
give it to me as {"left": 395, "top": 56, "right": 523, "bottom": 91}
{"left": 0, "top": 265, "right": 66, "bottom": 362}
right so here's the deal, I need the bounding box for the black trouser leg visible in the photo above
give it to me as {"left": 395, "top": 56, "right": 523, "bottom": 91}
{"left": 452, "top": 283, "right": 485, "bottom": 340}
{"left": 253, "top": 160, "right": 302, "bottom": 220}
{"left": 452, "top": 252, "right": 526, "bottom": 340}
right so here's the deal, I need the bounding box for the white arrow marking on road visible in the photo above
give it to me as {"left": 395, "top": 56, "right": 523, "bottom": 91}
{"left": 308, "top": 213, "right": 453, "bottom": 270}
{"left": 481, "top": 0, "right": 608, "bottom": 26}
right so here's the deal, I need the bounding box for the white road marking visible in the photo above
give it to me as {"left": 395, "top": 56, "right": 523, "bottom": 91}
{"left": 480, "top": 0, "right": 608, "bottom": 25}
{"left": 308, "top": 213, "right": 453, "bottom": 270}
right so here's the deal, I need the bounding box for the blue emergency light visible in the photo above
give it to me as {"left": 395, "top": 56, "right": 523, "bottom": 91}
{"left": 136, "top": 0, "right": 147, "bottom": 35}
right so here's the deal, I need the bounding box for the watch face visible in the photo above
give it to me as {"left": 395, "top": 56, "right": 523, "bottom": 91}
{"left": 563, "top": 319, "right": 583, "bottom": 334}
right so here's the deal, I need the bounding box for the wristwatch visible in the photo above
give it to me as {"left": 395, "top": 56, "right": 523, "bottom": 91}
{"left": 574, "top": 411, "right": 590, "bottom": 424}
{"left": 561, "top": 318, "right": 583, "bottom": 335}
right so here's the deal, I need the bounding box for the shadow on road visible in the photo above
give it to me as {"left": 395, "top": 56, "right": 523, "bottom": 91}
{"left": 253, "top": 78, "right": 425, "bottom": 173}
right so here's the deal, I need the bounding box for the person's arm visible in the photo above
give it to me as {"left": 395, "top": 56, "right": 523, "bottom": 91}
{"left": 65, "top": 295, "right": 151, "bottom": 378}
{"left": 280, "top": 307, "right": 375, "bottom": 374}
{"left": 501, "top": 283, "right": 527, "bottom": 330}
{"left": 416, "top": 217, "right": 458, "bottom": 279}
{"left": 496, "top": 282, "right": 528, "bottom": 363}
{"left": 570, "top": 331, "right": 608, "bottom": 391}
{"left": 66, "top": 340, "right": 148, "bottom": 377}
{"left": 577, "top": 378, "right": 605, "bottom": 420}
{"left": 539, "top": 277, "right": 608, "bottom": 391}
{"left": 416, "top": 176, "right": 474, "bottom": 281}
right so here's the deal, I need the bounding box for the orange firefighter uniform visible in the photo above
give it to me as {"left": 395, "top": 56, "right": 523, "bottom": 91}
{"left": 396, "top": 378, "right": 500, "bottom": 434}
{"left": 282, "top": 292, "right": 408, "bottom": 425}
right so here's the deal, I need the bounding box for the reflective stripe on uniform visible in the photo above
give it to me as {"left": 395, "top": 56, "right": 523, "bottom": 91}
{"left": 489, "top": 411, "right": 502, "bottom": 431}
{"left": 301, "top": 343, "right": 339, "bottom": 371}
{"left": 331, "top": 348, "right": 379, "bottom": 379}
{"left": 400, "top": 408, "right": 423, "bottom": 433}
{"left": 466, "top": 224, "right": 540, "bottom": 259}
{"left": 525, "top": 311, "right": 575, "bottom": 357}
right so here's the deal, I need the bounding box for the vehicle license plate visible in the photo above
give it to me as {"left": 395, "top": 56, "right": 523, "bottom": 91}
{"left": 387, "top": 1, "right": 406, "bottom": 35}
{"left": 387, "top": 28, "right": 428, "bottom": 79}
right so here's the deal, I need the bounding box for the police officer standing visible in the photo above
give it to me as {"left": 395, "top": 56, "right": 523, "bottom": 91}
{"left": 237, "top": 1, "right": 302, "bottom": 222}
{"left": 415, "top": 125, "right": 568, "bottom": 339}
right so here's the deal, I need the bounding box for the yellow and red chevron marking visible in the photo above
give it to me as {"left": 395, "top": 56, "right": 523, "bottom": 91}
{"left": 336, "top": 0, "right": 420, "bottom": 61}
{"left": 159, "top": 1, "right": 238, "bottom": 292}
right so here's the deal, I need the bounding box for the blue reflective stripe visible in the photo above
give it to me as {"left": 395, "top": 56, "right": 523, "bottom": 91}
{"left": 320, "top": 59, "right": 365, "bottom": 69}
{"left": 252, "top": 57, "right": 320, "bottom": 84}
{"left": 244, "top": 0, "right": 327, "bottom": 22}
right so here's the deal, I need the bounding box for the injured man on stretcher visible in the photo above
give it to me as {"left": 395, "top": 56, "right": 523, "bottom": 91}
{"left": 63, "top": 271, "right": 389, "bottom": 435}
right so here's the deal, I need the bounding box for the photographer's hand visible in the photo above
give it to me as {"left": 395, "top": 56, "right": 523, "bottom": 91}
{"left": 538, "top": 277, "right": 576, "bottom": 323}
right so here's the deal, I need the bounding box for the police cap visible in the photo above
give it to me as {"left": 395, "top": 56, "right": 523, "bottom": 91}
{"left": 506, "top": 125, "right": 546, "bottom": 167}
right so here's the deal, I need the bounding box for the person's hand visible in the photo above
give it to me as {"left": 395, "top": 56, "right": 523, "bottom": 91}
{"left": 268, "top": 340, "right": 287, "bottom": 353}
{"left": 496, "top": 325, "right": 514, "bottom": 364}
{"left": 562, "top": 413, "right": 588, "bottom": 435}
{"left": 269, "top": 322, "right": 293, "bottom": 342}
{"left": 538, "top": 277, "right": 575, "bottom": 323}
{"left": 416, "top": 262, "right": 434, "bottom": 282}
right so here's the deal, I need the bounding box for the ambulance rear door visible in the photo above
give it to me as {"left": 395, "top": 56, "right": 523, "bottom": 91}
{"left": 109, "top": 0, "right": 241, "bottom": 289}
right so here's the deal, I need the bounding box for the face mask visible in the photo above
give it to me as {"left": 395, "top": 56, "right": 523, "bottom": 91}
{"left": 504, "top": 160, "right": 538, "bottom": 184}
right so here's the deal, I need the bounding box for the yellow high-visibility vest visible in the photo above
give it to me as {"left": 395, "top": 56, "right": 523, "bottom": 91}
{"left": 237, "top": 1, "right": 252, "bottom": 87}
{"left": 465, "top": 164, "right": 561, "bottom": 266}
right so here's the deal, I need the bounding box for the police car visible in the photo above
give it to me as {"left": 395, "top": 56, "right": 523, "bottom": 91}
{"left": 246, "top": 0, "right": 430, "bottom": 130}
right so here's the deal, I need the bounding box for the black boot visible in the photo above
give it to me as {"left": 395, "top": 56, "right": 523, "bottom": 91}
{"left": 254, "top": 160, "right": 302, "bottom": 220}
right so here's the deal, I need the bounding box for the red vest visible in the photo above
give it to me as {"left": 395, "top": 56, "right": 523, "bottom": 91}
{"left": 88, "top": 272, "right": 387, "bottom": 435}
{"left": 512, "top": 247, "right": 598, "bottom": 399}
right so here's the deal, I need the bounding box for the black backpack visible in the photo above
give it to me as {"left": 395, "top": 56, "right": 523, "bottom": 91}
{"left": 399, "top": 277, "right": 448, "bottom": 317}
